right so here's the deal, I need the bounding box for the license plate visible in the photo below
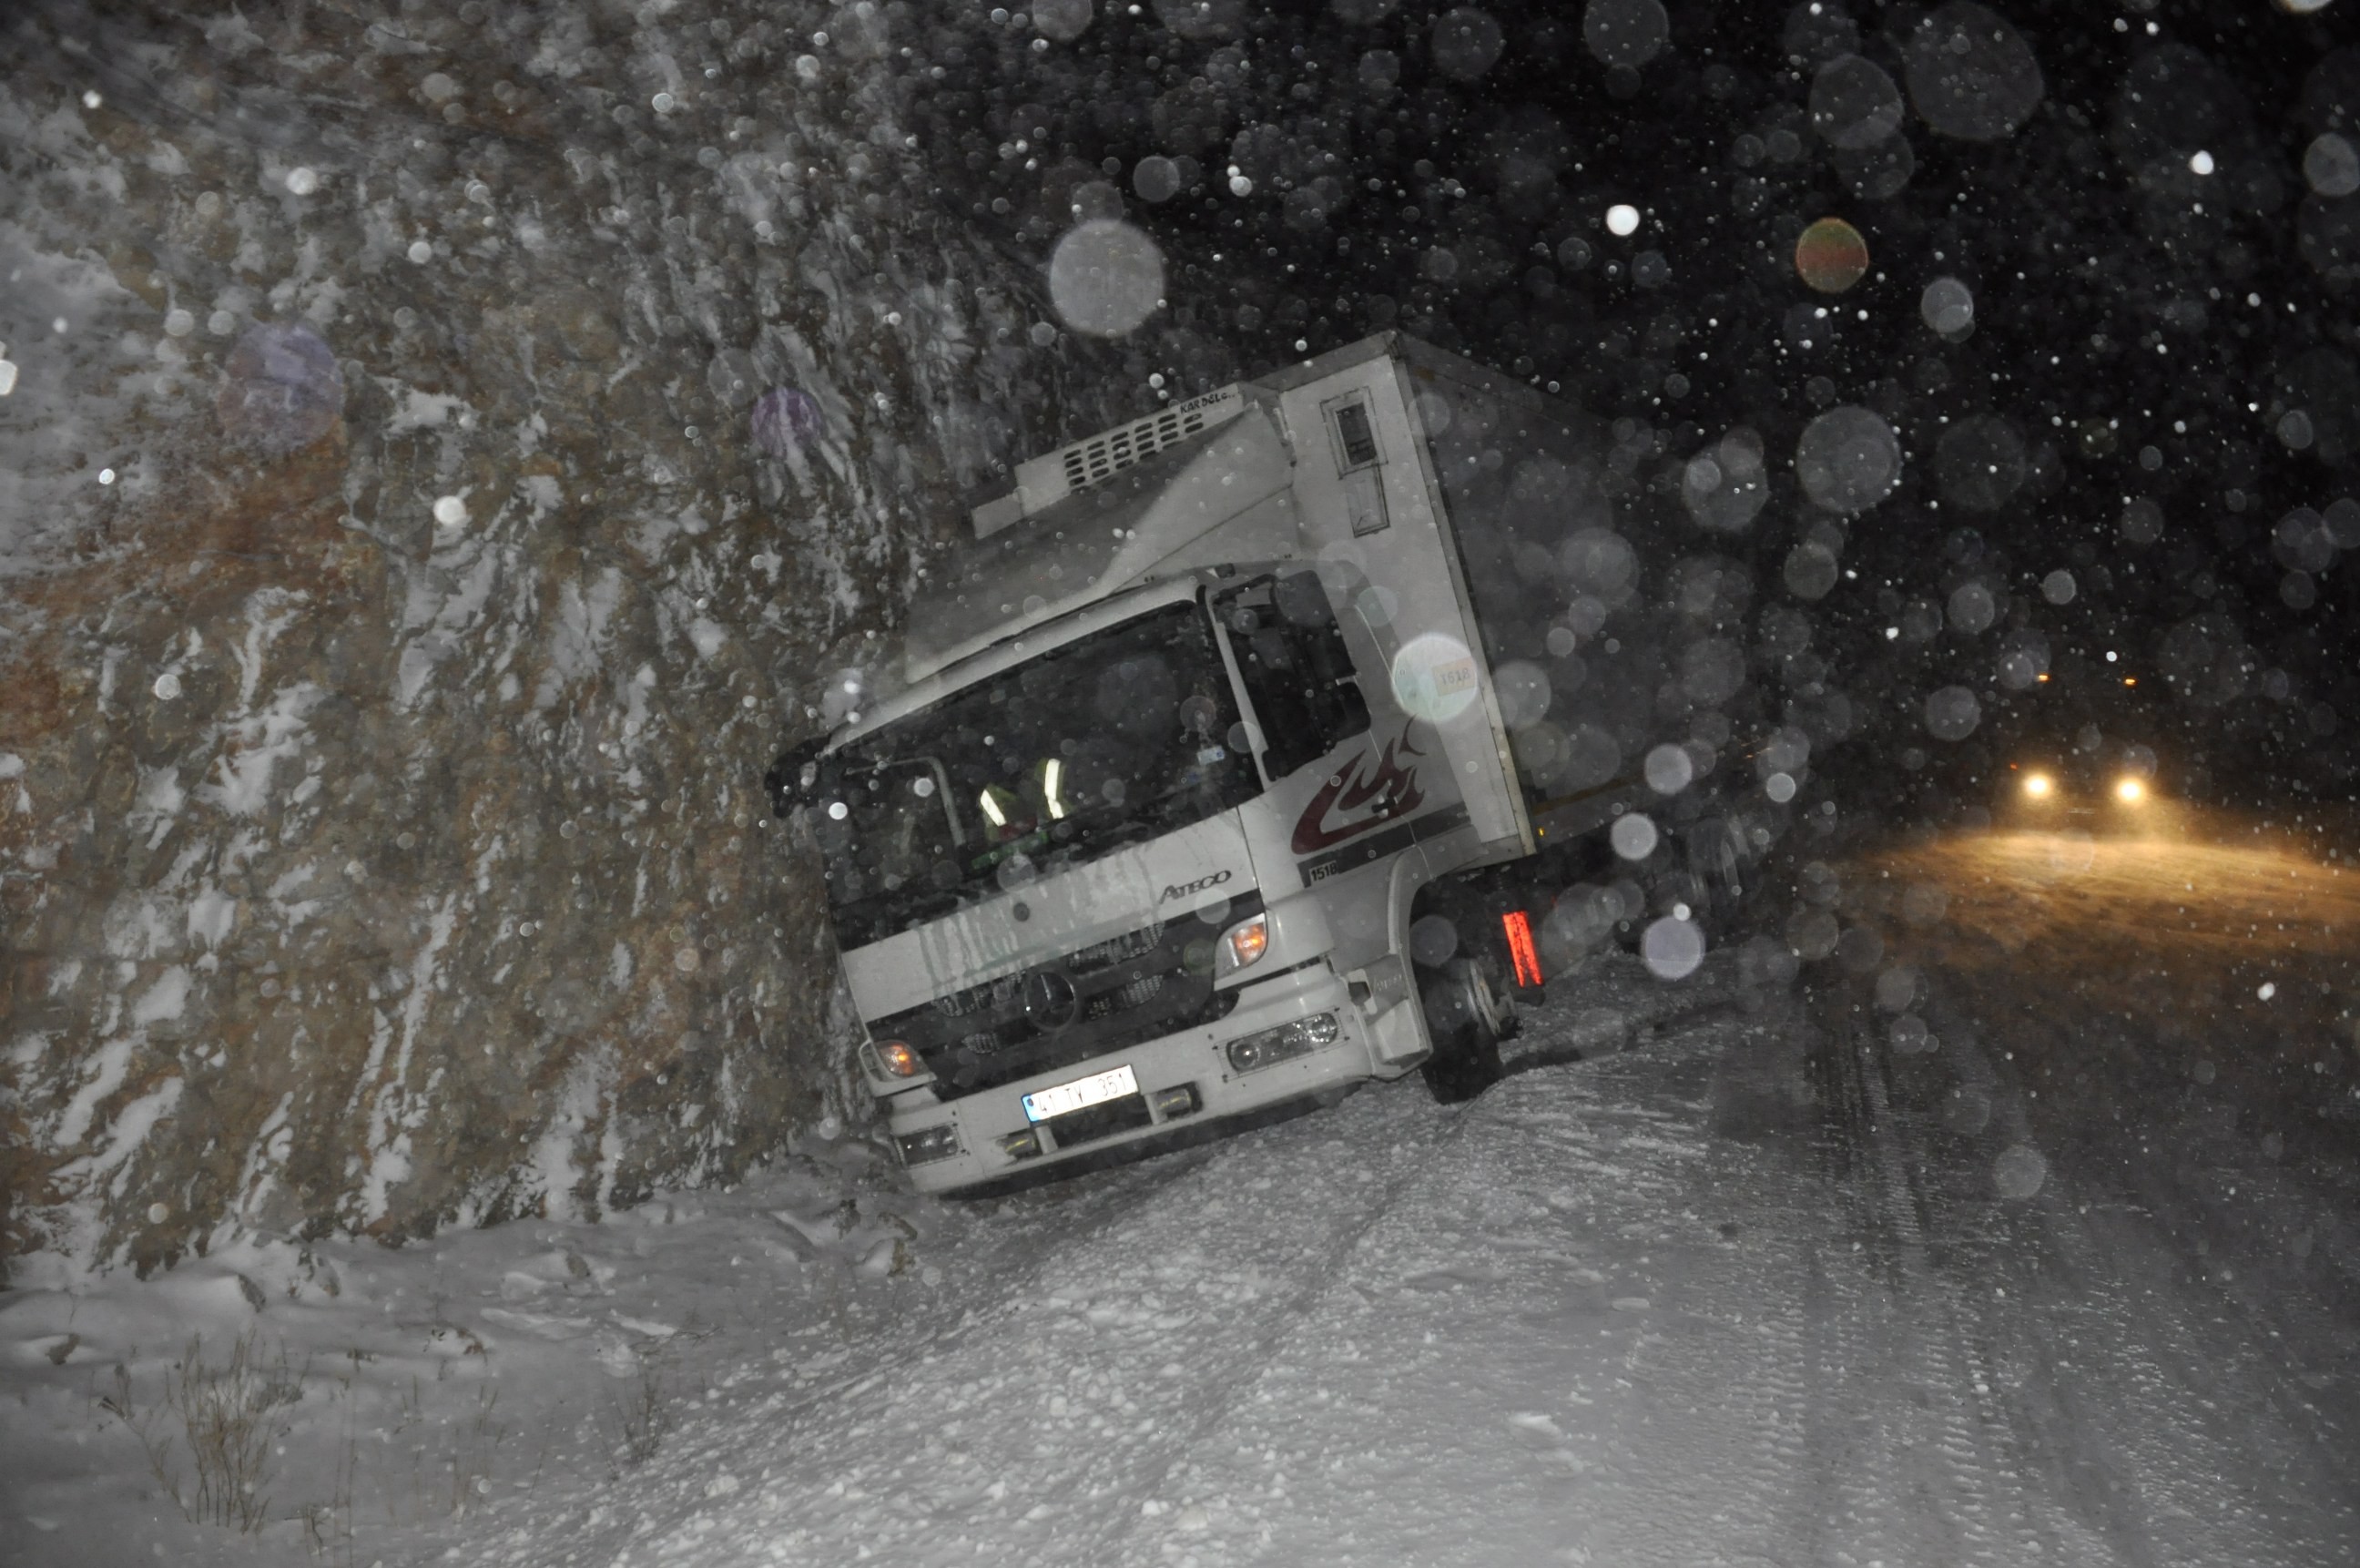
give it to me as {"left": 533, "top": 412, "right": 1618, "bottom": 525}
{"left": 1023, "top": 1064, "right": 1139, "bottom": 1124}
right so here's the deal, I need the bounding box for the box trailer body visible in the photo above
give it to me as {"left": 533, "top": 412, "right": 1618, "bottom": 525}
{"left": 769, "top": 333, "right": 1755, "bottom": 1196}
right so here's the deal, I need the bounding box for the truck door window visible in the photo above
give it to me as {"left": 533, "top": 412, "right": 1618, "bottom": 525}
{"left": 1217, "top": 574, "right": 1372, "bottom": 779}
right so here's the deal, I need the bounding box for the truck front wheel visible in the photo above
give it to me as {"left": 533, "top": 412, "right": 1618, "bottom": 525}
{"left": 1417, "top": 956, "right": 1507, "bottom": 1104}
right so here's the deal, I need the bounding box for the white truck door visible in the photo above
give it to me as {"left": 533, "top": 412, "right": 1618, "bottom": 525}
{"left": 1275, "top": 347, "right": 1534, "bottom": 871}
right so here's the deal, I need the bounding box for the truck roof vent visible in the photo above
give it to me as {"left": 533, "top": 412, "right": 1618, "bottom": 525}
{"left": 1062, "top": 404, "right": 1215, "bottom": 493}
{"left": 973, "top": 386, "right": 1246, "bottom": 542}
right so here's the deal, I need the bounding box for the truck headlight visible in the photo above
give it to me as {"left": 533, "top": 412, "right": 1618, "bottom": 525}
{"left": 872, "top": 1040, "right": 924, "bottom": 1078}
{"left": 895, "top": 1124, "right": 961, "bottom": 1166}
{"left": 1221, "top": 914, "right": 1269, "bottom": 972}
{"left": 1226, "top": 1013, "right": 1339, "bottom": 1074}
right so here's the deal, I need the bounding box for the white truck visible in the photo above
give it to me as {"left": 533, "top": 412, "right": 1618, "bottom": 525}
{"left": 768, "top": 333, "right": 1759, "bottom": 1196}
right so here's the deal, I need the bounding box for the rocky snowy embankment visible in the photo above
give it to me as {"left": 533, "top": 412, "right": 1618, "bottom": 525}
{"left": 0, "top": 0, "right": 1177, "bottom": 1273}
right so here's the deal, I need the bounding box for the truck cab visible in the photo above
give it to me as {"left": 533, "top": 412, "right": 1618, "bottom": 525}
{"left": 769, "top": 333, "right": 1749, "bottom": 1195}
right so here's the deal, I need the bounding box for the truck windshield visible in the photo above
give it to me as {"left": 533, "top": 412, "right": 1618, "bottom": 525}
{"left": 811, "top": 598, "right": 1259, "bottom": 948}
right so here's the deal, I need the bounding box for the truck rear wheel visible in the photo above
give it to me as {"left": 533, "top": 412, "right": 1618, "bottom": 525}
{"left": 1417, "top": 956, "right": 1507, "bottom": 1104}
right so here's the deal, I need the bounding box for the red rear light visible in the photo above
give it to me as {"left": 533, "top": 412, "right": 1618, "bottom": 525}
{"left": 1501, "top": 910, "right": 1543, "bottom": 989}
{"left": 877, "top": 1040, "right": 922, "bottom": 1077}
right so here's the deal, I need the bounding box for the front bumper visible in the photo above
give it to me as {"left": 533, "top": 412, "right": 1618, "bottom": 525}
{"left": 882, "top": 963, "right": 1377, "bottom": 1196}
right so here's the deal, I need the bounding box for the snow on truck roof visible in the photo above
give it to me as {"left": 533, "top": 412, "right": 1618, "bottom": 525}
{"left": 901, "top": 392, "right": 1297, "bottom": 683}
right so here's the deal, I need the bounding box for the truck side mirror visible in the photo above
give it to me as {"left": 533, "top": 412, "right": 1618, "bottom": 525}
{"left": 764, "top": 736, "right": 829, "bottom": 818}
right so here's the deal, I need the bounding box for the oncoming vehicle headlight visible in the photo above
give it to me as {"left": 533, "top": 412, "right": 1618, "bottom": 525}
{"left": 1222, "top": 914, "right": 1270, "bottom": 971}
{"left": 1226, "top": 1013, "right": 1339, "bottom": 1074}
{"left": 895, "top": 1124, "right": 961, "bottom": 1166}
{"left": 2021, "top": 772, "right": 2053, "bottom": 799}
{"left": 2114, "top": 776, "right": 2147, "bottom": 805}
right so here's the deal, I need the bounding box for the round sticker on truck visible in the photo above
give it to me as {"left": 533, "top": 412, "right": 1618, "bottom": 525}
{"left": 1390, "top": 631, "right": 1481, "bottom": 722}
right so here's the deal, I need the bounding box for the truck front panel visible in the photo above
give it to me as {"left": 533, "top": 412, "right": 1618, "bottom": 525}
{"left": 883, "top": 956, "right": 1374, "bottom": 1197}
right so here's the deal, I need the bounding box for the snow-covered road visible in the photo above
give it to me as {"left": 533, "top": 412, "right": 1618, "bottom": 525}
{"left": 8, "top": 946, "right": 2353, "bottom": 1566}
{"left": 431, "top": 953, "right": 2356, "bottom": 1568}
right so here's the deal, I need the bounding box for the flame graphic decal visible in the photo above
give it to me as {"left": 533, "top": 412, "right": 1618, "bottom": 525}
{"left": 1291, "top": 732, "right": 1429, "bottom": 853}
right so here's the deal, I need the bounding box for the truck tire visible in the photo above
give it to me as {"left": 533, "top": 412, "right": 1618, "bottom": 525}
{"left": 1417, "top": 956, "right": 1507, "bottom": 1104}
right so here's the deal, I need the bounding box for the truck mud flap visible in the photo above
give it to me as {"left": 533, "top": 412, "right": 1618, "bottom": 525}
{"left": 945, "top": 1085, "right": 1364, "bottom": 1202}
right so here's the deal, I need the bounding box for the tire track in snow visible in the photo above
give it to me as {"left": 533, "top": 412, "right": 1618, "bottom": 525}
{"left": 1531, "top": 1003, "right": 1826, "bottom": 1568}
{"left": 1978, "top": 1007, "right": 2360, "bottom": 1563}
{"left": 1823, "top": 986, "right": 2360, "bottom": 1568}
{"left": 1932, "top": 1084, "right": 2360, "bottom": 1562}
{"left": 1853, "top": 1050, "right": 2053, "bottom": 1564}
{"left": 1800, "top": 1013, "right": 2070, "bottom": 1568}
{"left": 1959, "top": 992, "right": 2360, "bottom": 1567}
{"left": 1123, "top": 974, "right": 1826, "bottom": 1568}
{"left": 569, "top": 1085, "right": 1467, "bottom": 1568}
{"left": 1057, "top": 1084, "right": 1507, "bottom": 1568}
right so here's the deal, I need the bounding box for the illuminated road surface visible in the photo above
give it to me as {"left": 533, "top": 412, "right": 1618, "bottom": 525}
{"left": 1873, "top": 824, "right": 2359, "bottom": 970}
{"left": 1861, "top": 821, "right": 2360, "bottom": 1161}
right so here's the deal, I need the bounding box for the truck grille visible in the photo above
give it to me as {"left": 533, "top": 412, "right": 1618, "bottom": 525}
{"left": 870, "top": 893, "right": 1262, "bottom": 1099}
{"left": 933, "top": 975, "right": 1017, "bottom": 1018}
{"left": 1099, "top": 973, "right": 1166, "bottom": 1013}
{"left": 1067, "top": 922, "right": 1167, "bottom": 974}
